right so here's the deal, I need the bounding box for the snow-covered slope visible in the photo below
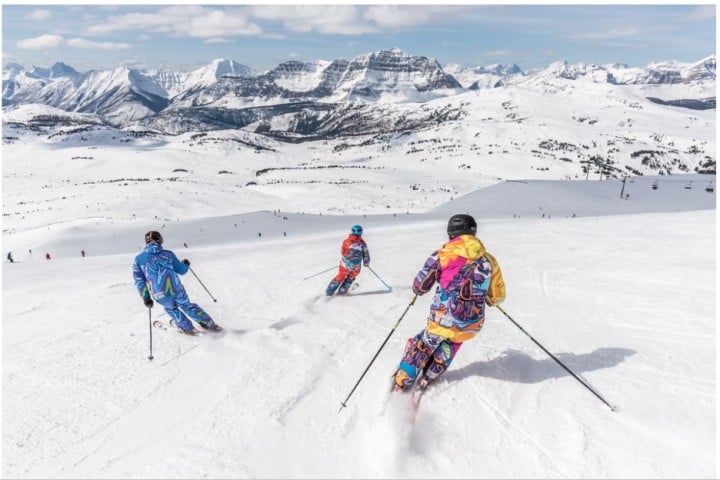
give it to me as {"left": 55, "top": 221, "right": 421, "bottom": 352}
{"left": 2, "top": 85, "right": 715, "bottom": 239}
{"left": 607, "top": 56, "right": 716, "bottom": 85}
{"left": 331, "top": 48, "right": 462, "bottom": 102}
{"left": 2, "top": 103, "right": 105, "bottom": 125}
{"left": 3, "top": 66, "right": 169, "bottom": 125}
{"left": 179, "top": 58, "right": 253, "bottom": 94}
{"left": 270, "top": 60, "right": 333, "bottom": 92}
{"left": 444, "top": 62, "right": 524, "bottom": 89}
{"left": 1, "top": 172, "right": 715, "bottom": 478}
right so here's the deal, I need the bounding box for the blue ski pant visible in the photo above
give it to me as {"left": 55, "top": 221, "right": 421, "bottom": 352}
{"left": 157, "top": 288, "right": 213, "bottom": 332}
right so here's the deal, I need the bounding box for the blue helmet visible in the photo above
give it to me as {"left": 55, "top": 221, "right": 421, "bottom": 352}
{"left": 351, "top": 224, "right": 363, "bottom": 236}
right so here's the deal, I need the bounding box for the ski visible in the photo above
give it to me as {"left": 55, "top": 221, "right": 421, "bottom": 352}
{"left": 410, "top": 393, "right": 422, "bottom": 424}
{"left": 326, "top": 282, "right": 359, "bottom": 300}
{"left": 152, "top": 319, "right": 223, "bottom": 336}
{"left": 409, "top": 381, "right": 430, "bottom": 424}
{"left": 199, "top": 324, "right": 224, "bottom": 335}
{"left": 152, "top": 319, "right": 172, "bottom": 331}
{"left": 411, "top": 386, "right": 425, "bottom": 408}
{"left": 389, "top": 375, "right": 429, "bottom": 425}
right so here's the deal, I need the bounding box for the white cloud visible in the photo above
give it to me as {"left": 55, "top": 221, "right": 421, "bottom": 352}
{"left": 484, "top": 49, "right": 515, "bottom": 57}
{"left": 251, "top": 5, "right": 377, "bottom": 35}
{"left": 681, "top": 5, "right": 715, "bottom": 22}
{"left": 25, "top": 9, "right": 51, "bottom": 21}
{"left": 262, "top": 33, "right": 286, "bottom": 40}
{"left": 16, "top": 34, "right": 64, "bottom": 50}
{"left": 186, "top": 9, "right": 262, "bottom": 37}
{"left": 16, "top": 34, "right": 131, "bottom": 52}
{"left": 364, "top": 5, "right": 440, "bottom": 28}
{"left": 3, "top": 52, "right": 19, "bottom": 64}
{"left": 204, "top": 38, "right": 234, "bottom": 45}
{"left": 86, "top": 6, "right": 262, "bottom": 38}
{"left": 66, "top": 38, "right": 131, "bottom": 50}
{"left": 365, "top": 5, "right": 490, "bottom": 29}
{"left": 570, "top": 26, "right": 640, "bottom": 41}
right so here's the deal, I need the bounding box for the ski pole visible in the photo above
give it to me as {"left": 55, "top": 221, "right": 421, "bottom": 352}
{"left": 148, "top": 306, "right": 154, "bottom": 361}
{"left": 367, "top": 266, "right": 392, "bottom": 291}
{"left": 303, "top": 266, "right": 336, "bottom": 280}
{"left": 339, "top": 294, "right": 418, "bottom": 412}
{"left": 189, "top": 266, "right": 217, "bottom": 302}
{"left": 495, "top": 305, "right": 616, "bottom": 412}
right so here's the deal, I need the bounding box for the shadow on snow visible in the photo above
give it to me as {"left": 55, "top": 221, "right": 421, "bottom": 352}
{"left": 443, "top": 347, "right": 636, "bottom": 384}
{"left": 347, "top": 289, "right": 394, "bottom": 297}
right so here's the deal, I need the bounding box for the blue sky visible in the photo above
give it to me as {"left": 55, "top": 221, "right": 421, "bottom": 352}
{"left": 1, "top": 4, "right": 716, "bottom": 73}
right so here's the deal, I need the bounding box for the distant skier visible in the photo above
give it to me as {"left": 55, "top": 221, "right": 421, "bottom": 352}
{"left": 326, "top": 224, "right": 370, "bottom": 296}
{"left": 7, "top": 252, "right": 13, "bottom": 263}
{"left": 81, "top": 249, "right": 86, "bottom": 258}
{"left": 392, "top": 214, "right": 506, "bottom": 392}
{"left": 132, "top": 230, "right": 220, "bottom": 335}
{"left": 45, "top": 252, "right": 51, "bottom": 260}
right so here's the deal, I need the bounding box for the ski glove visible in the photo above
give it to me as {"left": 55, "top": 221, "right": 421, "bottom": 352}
{"left": 182, "top": 259, "right": 190, "bottom": 266}
{"left": 144, "top": 297, "right": 154, "bottom": 308}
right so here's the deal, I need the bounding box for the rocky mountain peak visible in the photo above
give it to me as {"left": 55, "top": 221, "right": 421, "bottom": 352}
{"left": 49, "top": 62, "right": 78, "bottom": 79}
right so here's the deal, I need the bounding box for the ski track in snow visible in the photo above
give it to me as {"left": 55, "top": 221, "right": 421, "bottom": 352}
{"left": 464, "top": 380, "right": 569, "bottom": 478}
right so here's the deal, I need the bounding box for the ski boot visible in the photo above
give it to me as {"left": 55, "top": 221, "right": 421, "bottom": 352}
{"left": 391, "top": 368, "right": 413, "bottom": 393}
{"left": 415, "top": 375, "right": 431, "bottom": 393}
{"left": 199, "top": 320, "right": 222, "bottom": 332}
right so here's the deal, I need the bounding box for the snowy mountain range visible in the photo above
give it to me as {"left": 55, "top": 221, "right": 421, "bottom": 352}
{"left": 3, "top": 49, "right": 715, "bottom": 127}
{"left": 2, "top": 48, "right": 716, "bottom": 181}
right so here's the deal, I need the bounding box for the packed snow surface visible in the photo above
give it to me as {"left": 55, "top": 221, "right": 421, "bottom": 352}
{"left": 2, "top": 166, "right": 715, "bottom": 478}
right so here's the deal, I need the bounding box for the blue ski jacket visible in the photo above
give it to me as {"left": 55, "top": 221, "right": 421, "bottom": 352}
{"left": 132, "top": 241, "right": 189, "bottom": 301}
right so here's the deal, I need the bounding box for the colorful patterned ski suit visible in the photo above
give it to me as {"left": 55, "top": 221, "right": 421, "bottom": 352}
{"left": 394, "top": 234, "right": 506, "bottom": 389}
{"left": 326, "top": 234, "right": 370, "bottom": 296}
{"left": 132, "top": 241, "right": 215, "bottom": 332}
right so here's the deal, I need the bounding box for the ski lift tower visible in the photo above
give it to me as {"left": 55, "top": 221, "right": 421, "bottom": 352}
{"left": 619, "top": 175, "right": 629, "bottom": 199}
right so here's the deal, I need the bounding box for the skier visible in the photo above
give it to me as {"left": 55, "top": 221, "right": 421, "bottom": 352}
{"left": 326, "top": 224, "right": 370, "bottom": 296}
{"left": 6, "top": 252, "right": 13, "bottom": 263}
{"left": 81, "top": 249, "right": 86, "bottom": 258}
{"left": 392, "top": 214, "right": 506, "bottom": 392}
{"left": 132, "top": 230, "right": 220, "bottom": 335}
{"left": 45, "top": 252, "right": 51, "bottom": 260}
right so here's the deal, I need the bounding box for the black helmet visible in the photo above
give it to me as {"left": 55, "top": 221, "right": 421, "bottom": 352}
{"left": 447, "top": 214, "right": 477, "bottom": 239}
{"left": 145, "top": 230, "right": 164, "bottom": 245}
